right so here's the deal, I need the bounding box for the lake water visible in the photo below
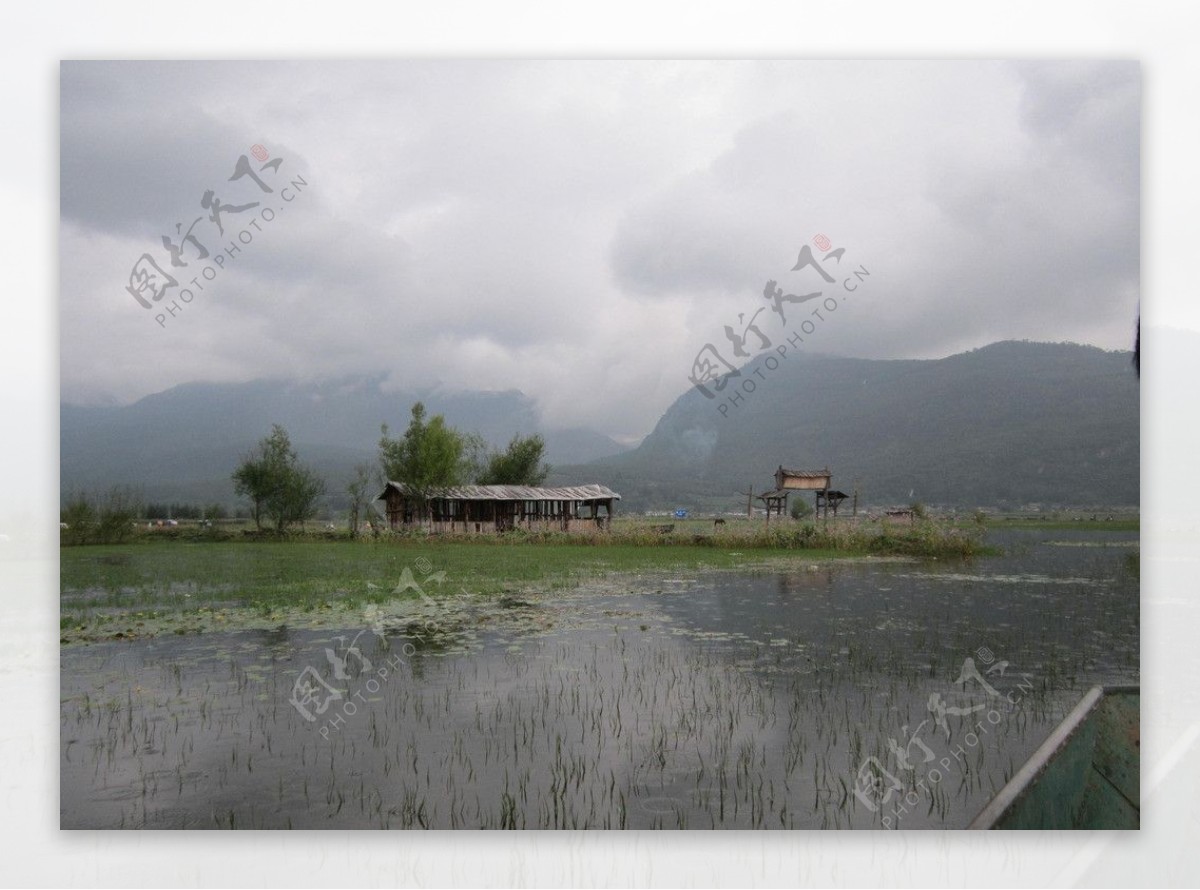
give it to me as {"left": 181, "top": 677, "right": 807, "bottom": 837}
{"left": 60, "top": 528, "right": 1138, "bottom": 829}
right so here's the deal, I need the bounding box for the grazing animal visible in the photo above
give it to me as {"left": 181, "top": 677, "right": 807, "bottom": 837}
{"left": 713, "top": 518, "right": 727, "bottom": 529}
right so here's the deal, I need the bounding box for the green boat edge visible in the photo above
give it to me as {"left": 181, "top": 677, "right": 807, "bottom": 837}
{"left": 969, "top": 684, "right": 1140, "bottom": 830}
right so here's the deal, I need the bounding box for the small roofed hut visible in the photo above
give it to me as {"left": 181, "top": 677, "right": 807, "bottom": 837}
{"left": 758, "top": 489, "right": 790, "bottom": 521}
{"left": 377, "top": 482, "right": 620, "bottom": 534}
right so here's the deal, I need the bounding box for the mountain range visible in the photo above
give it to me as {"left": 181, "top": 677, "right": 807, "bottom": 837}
{"left": 550, "top": 340, "right": 1139, "bottom": 511}
{"left": 60, "top": 341, "right": 1139, "bottom": 513}
{"left": 61, "top": 377, "right": 626, "bottom": 507}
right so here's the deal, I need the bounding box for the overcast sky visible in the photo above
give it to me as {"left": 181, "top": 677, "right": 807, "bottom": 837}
{"left": 60, "top": 60, "right": 1139, "bottom": 441}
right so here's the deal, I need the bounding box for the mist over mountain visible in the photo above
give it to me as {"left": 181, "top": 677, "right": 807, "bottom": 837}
{"left": 549, "top": 341, "right": 1139, "bottom": 512}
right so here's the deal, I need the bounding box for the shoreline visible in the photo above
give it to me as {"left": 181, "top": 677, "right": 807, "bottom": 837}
{"left": 59, "top": 552, "right": 920, "bottom": 646}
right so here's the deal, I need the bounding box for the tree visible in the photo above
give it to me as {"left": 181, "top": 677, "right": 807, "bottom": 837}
{"left": 460, "top": 432, "right": 489, "bottom": 486}
{"left": 60, "top": 487, "right": 142, "bottom": 545}
{"left": 379, "top": 402, "right": 471, "bottom": 493}
{"left": 203, "top": 502, "right": 229, "bottom": 521}
{"left": 268, "top": 463, "right": 325, "bottom": 532}
{"left": 60, "top": 491, "right": 97, "bottom": 545}
{"left": 232, "top": 425, "right": 326, "bottom": 532}
{"left": 346, "top": 462, "right": 374, "bottom": 538}
{"left": 232, "top": 455, "right": 271, "bottom": 529}
{"left": 477, "top": 434, "right": 551, "bottom": 486}
{"left": 97, "top": 486, "right": 142, "bottom": 543}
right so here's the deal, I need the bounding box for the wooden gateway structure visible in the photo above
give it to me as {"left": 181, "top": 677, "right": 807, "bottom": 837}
{"left": 758, "top": 466, "right": 848, "bottom": 521}
{"left": 377, "top": 482, "right": 620, "bottom": 534}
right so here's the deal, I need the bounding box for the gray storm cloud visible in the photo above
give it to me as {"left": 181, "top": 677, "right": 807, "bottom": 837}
{"left": 60, "top": 60, "right": 1139, "bottom": 440}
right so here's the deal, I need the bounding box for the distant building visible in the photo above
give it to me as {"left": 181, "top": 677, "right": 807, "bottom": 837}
{"left": 377, "top": 482, "right": 620, "bottom": 534}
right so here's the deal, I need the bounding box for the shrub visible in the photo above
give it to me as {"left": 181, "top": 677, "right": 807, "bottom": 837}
{"left": 60, "top": 487, "right": 142, "bottom": 545}
{"left": 789, "top": 499, "right": 814, "bottom": 520}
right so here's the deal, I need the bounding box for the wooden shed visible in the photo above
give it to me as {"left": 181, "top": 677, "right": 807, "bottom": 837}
{"left": 377, "top": 482, "right": 620, "bottom": 534}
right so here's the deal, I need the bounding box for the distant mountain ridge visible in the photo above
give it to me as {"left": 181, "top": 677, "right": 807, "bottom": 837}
{"left": 60, "top": 377, "right": 628, "bottom": 506}
{"left": 60, "top": 341, "right": 1139, "bottom": 513}
{"left": 549, "top": 340, "right": 1139, "bottom": 511}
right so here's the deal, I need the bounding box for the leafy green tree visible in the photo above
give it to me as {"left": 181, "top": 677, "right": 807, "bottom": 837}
{"left": 478, "top": 434, "right": 551, "bottom": 486}
{"left": 379, "top": 402, "right": 471, "bottom": 493}
{"left": 232, "top": 455, "right": 272, "bottom": 529}
{"left": 270, "top": 464, "right": 325, "bottom": 532}
{"left": 233, "top": 425, "right": 326, "bottom": 531}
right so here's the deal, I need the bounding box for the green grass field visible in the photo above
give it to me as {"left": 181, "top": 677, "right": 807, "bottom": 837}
{"left": 62, "top": 538, "right": 826, "bottom": 608}
{"left": 59, "top": 538, "right": 858, "bottom": 642}
{"left": 59, "top": 516, "right": 999, "bottom": 643}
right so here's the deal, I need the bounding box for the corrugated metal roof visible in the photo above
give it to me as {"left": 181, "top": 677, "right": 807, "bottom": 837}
{"left": 377, "top": 482, "right": 621, "bottom": 502}
{"left": 777, "top": 467, "right": 832, "bottom": 478}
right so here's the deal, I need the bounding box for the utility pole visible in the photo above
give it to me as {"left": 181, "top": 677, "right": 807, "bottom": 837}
{"left": 734, "top": 486, "right": 755, "bottom": 521}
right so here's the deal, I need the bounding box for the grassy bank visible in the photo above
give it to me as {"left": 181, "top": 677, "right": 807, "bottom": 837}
{"left": 984, "top": 517, "right": 1139, "bottom": 532}
{"left": 68, "top": 515, "right": 988, "bottom": 555}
